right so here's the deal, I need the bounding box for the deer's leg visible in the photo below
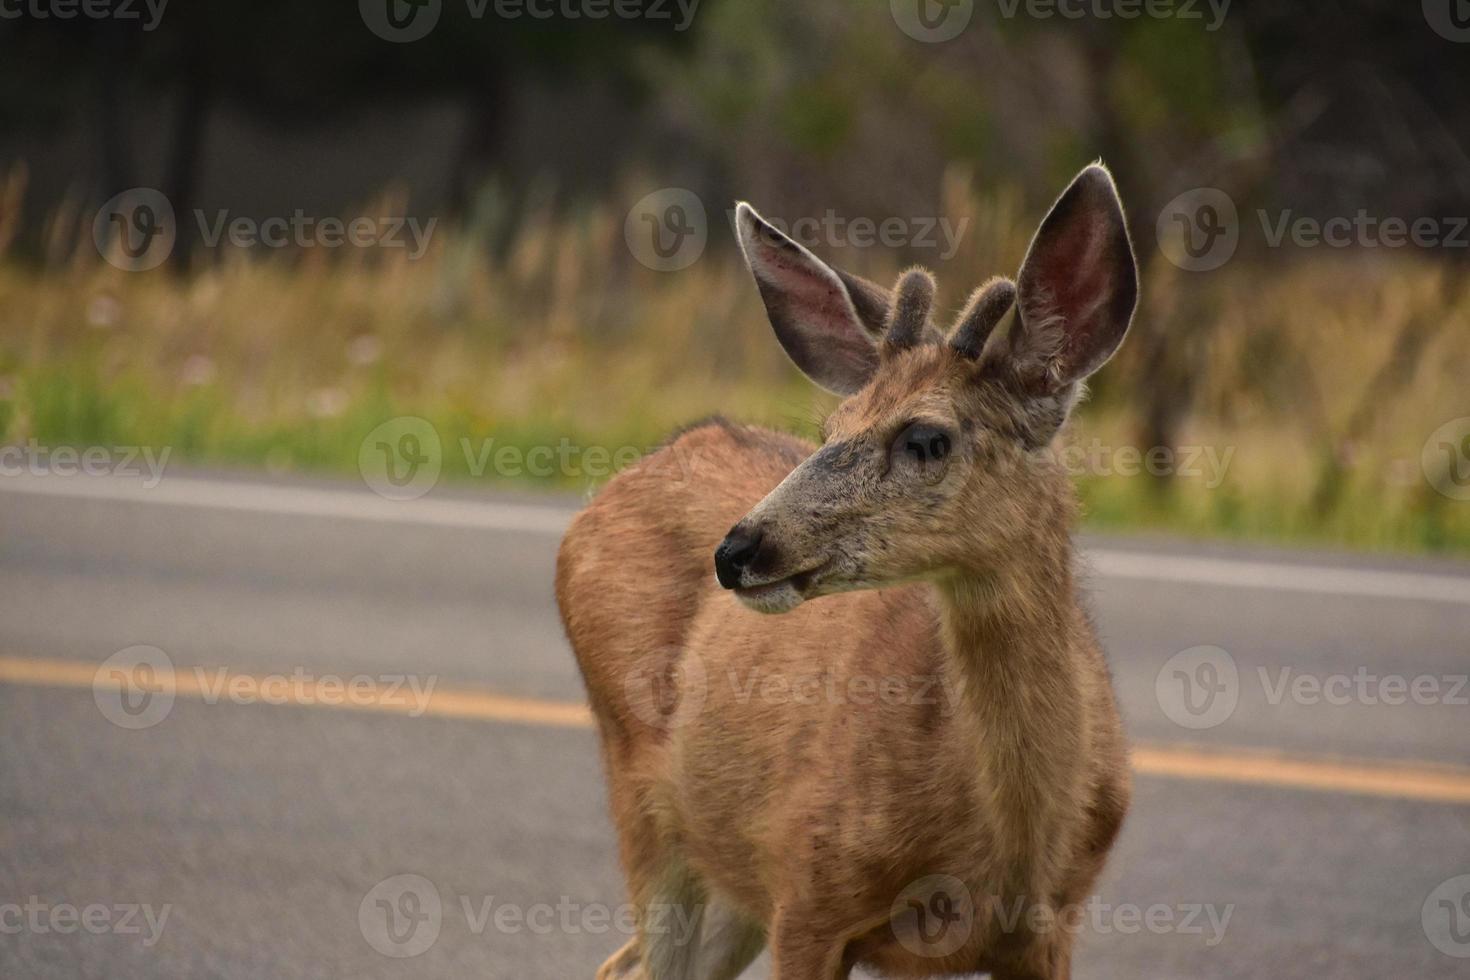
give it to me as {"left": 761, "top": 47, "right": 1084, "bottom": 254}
{"left": 592, "top": 749, "right": 665, "bottom": 978}
{"left": 691, "top": 897, "right": 765, "bottom": 980}
{"left": 767, "top": 909, "right": 850, "bottom": 980}
{"left": 598, "top": 895, "right": 764, "bottom": 980}
{"left": 596, "top": 937, "right": 646, "bottom": 979}
{"left": 594, "top": 859, "right": 705, "bottom": 980}
{"left": 991, "top": 963, "right": 1071, "bottom": 980}
{"left": 990, "top": 930, "right": 1073, "bottom": 980}
{"left": 991, "top": 965, "right": 1063, "bottom": 980}
{"left": 634, "top": 858, "right": 713, "bottom": 979}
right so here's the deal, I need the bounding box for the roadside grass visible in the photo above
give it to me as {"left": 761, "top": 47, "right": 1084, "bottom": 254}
{"left": 3, "top": 179, "right": 1469, "bottom": 556}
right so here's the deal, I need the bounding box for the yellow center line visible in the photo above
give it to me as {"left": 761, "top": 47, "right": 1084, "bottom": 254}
{"left": 3, "top": 654, "right": 1467, "bottom": 805}
{"left": 1129, "top": 743, "right": 1470, "bottom": 805}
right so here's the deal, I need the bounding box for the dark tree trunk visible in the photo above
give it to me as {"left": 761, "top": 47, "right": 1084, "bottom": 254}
{"left": 165, "top": 61, "right": 211, "bottom": 270}
{"left": 93, "top": 30, "right": 136, "bottom": 196}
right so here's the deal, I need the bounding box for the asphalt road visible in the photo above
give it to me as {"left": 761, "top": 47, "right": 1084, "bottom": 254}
{"left": 1, "top": 469, "right": 1468, "bottom": 979}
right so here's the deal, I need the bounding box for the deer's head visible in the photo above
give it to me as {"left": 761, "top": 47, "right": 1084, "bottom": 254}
{"left": 715, "top": 164, "right": 1139, "bottom": 613}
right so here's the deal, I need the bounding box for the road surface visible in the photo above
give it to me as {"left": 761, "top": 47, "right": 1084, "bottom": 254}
{"left": 1, "top": 470, "right": 1468, "bottom": 979}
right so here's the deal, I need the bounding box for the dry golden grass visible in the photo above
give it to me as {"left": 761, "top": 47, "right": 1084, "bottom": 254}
{"left": 2, "top": 171, "right": 1468, "bottom": 555}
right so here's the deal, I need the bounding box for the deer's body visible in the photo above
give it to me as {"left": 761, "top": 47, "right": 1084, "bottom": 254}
{"left": 557, "top": 165, "right": 1139, "bottom": 979}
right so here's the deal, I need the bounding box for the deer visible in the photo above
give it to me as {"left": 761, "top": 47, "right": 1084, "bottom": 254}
{"left": 555, "top": 163, "right": 1137, "bottom": 980}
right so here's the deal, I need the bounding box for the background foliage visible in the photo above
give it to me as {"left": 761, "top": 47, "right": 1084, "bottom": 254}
{"left": 1, "top": 0, "right": 1468, "bottom": 553}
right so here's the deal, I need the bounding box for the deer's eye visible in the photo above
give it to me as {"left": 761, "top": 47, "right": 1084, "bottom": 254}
{"left": 893, "top": 423, "right": 952, "bottom": 467}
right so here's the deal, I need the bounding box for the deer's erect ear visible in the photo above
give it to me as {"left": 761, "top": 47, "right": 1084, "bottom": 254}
{"left": 735, "top": 202, "right": 889, "bottom": 396}
{"left": 1009, "top": 164, "right": 1138, "bottom": 393}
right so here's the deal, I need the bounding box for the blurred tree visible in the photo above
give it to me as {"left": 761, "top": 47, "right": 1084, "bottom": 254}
{"left": 1239, "top": 0, "right": 1470, "bottom": 226}
{"left": 0, "top": 2, "right": 706, "bottom": 260}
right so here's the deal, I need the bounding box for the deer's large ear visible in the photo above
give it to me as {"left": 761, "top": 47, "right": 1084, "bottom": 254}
{"left": 735, "top": 202, "right": 889, "bottom": 395}
{"left": 1008, "top": 164, "right": 1138, "bottom": 393}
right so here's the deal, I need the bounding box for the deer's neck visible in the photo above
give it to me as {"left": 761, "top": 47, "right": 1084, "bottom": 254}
{"left": 935, "top": 533, "right": 1087, "bottom": 888}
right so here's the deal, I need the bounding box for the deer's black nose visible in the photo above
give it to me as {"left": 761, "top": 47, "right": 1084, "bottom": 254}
{"left": 714, "top": 525, "right": 764, "bottom": 589}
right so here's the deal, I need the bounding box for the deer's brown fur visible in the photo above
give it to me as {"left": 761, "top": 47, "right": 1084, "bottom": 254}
{"left": 557, "top": 164, "right": 1137, "bottom": 980}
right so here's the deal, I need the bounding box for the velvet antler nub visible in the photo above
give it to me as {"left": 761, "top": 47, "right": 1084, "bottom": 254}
{"left": 885, "top": 267, "right": 937, "bottom": 351}
{"left": 949, "top": 277, "right": 1017, "bottom": 360}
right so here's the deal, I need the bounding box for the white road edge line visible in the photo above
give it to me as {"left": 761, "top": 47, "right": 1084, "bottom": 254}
{"left": 4, "top": 472, "right": 1469, "bottom": 605}
{"left": 0, "top": 471, "right": 575, "bottom": 535}
{"left": 1085, "top": 551, "right": 1470, "bottom": 606}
